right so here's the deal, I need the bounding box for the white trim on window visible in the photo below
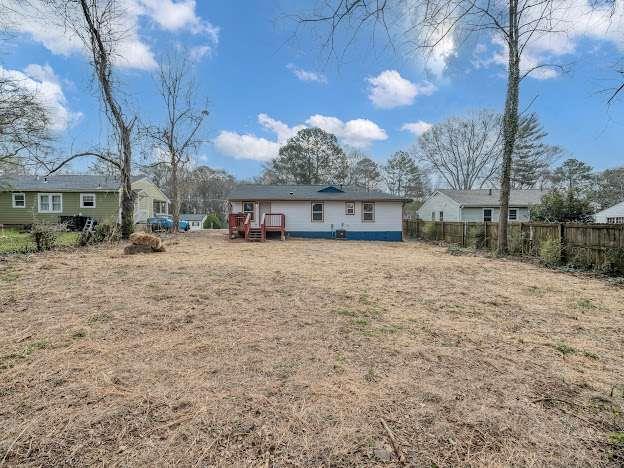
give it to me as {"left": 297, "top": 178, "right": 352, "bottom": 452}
{"left": 311, "top": 201, "right": 324, "bottom": 222}
{"left": 508, "top": 208, "right": 518, "bottom": 221}
{"left": 345, "top": 201, "right": 355, "bottom": 215}
{"left": 38, "top": 193, "right": 63, "bottom": 213}
{"left": 362, "top": 202, "right": 375, "bottom": 222}
{"left": 11, "top": 192, "right": 26, "bottom": 208}
{"left": 80, "top": 193, "right": 96, "bottom": 208}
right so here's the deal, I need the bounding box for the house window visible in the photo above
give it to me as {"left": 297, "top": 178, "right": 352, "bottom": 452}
{"left": 483, "top": 208, "right": 492, "bottom": 222}
{"left": 439, "top": 211, "right": 444, "bottom": 222}
{"left": 345, "top": 202, "right": 355, "bottom": 215}
{"left": 80, "top": 193, "right": 96, "bottom": 208}
{"left": 508, "top": 208, "right": 517, "bottom": 221}
{"left": 607, "top": 217, "right": 624, "bottom": 224}
{"left": 153, "top": 200, "right": 168, "bottom": 215}
{"left": 431, "top": 211, "right": 435, "bottom": 221}
{"left": 311, "top": 202, "right": 324, "bottom": 222}
{"left": 242, "top": 201, "right": 255, "bottom": 221}
{"left": 38, "top": 193, "right": 62, "bottom": 213}
{"left": 362, "top": 202, "right": 375, "bottom": 222}
{"left": 12, "top": 193, "right": 25, "bottom": 208}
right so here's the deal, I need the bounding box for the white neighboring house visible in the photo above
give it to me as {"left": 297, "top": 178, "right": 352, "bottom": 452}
{"left": 182, "top": 213, "right": 207, "bottom": 231}
{"left": 594, "top": 201, "right": 624, "bottom": 224}
{"left": 227, "top": 184, "right": 411, "bottom": 241}
{"left": 418, "top": 189, "right": 546, "bottom": 222}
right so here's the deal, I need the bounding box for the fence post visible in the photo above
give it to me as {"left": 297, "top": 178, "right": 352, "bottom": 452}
{"left": 441, "top": 221, "right": 445, "bottom": 241}
{"left": 484, "top": 221, "right": 488, "bottom": 248}
{"left": 462, "top": 222, "right": 466, "bottom": 247}
{"left": 559, "top": 223, "right": 567, "bottom": 263}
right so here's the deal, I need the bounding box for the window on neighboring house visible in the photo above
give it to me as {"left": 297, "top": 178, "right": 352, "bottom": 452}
{"left": 345, "top": 202, "right": 355, "bottom": 215}
{"left": 439, "top": 211, "right": 444, "bottom": 222}
{"left": 153, "top": 200, "right": 168, "bottom": 215}
{"left": 311, "top": 202, "right": 324, "bottom": 222}
{"left": 242, "top": 201, "right": 255, "bottom": 221}
{"left": 431, "top": 211, "right": 435, "bottom": 221}
{"left": 483, "top": 208, "right": 492, "bottom": 222}
{"left": 12, "top": 193, "right": 25, "bottom": 208}
{"left": 80, "top": 193, "right": 96, "bottom": 208}
{"left": 508, "top": 208, "right": 517, "bottom": 221}
{"left": 607, "top": 217, "right": 624, "bottom": 224}
{"left": 362, "top": 202, "right": 375, "bottom": 222}
{"left": 38, "top": 193, "right": 62, "bottom": 213}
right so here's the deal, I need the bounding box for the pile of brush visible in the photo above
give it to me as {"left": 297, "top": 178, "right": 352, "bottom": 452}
{"left": 123, "top": 232, "right": 166, "bottom": 255}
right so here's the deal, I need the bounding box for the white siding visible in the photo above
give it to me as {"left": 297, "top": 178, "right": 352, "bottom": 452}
{"left": 231, "top": 200, "right": 402, "bottom": 232}
{"left": 418, "top": 193, "right": 461, "bottom": 221}
{"left": 461, "top": 206, "right": 531, "bottom": 222}
{"left": 594, "top": 201, "right": 624, "bottom": 223}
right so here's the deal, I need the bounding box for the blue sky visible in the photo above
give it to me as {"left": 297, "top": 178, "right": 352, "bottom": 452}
{"left": 3, "top": 0, "right": 623, "bottom": 180}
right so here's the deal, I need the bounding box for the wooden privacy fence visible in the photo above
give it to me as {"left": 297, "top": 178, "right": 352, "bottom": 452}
{"left": 403, "top": 219, "right": 624, "bottom": 269}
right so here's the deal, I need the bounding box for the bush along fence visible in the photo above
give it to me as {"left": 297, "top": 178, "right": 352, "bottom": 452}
{"left": 403, "top": 220, "right": 624, "bottom": 275}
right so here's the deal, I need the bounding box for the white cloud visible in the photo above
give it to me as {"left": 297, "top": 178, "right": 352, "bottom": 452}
{"left": 0, "top": 64, "right": 81, "bottom": 132}
{"left": 401, "top": 121, "right": 433, "bottom": 137}
{"left": 215, "top": 113, "right": 388, "bottom": 161}
{"left": 286, "top": 64, "right": 327, "bottom": 84}
{"left": 306, "top": 115, "right": 388, "bottom": 148}
{"left": 214, "top": 131, "right": 280, "bottom": 162}
{"left": 3, "top": 0, "right": 219, "bottom": 71}
{"left": 189, "top": 45, "right": 213, "bottom": 62}
{"left": 367, "top": 70, "right": 436, "bottom": 108}
{"left": 258, "top": 113, "right": 306, "bottom": 143}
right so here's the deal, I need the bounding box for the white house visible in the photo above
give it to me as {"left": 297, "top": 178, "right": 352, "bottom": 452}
{"left": 418, "top": 189, "right": 546, "bottom": 222}
{"left": 227, "top": 184, "right": 410, "bottom": 241}
{"left": 594, "top": 201, "right": 624, "bottom": 224}
{"left": 181, "top": 213, "right": 207, "bottom": 231}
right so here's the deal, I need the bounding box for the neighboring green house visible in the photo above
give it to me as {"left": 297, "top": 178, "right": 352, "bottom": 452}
{"left": 0, "top": 174, "right": 170, "bottom": 227}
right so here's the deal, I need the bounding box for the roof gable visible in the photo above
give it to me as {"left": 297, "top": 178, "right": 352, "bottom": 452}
{"left": 317, "top": 185, "right": 344, "bottom": 193}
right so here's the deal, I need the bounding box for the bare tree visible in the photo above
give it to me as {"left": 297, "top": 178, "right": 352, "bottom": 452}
{"left": 141, "top": 53, "right": 209, "bottom": 231}
{"left": 0, "top": 74, "right": 52, "bottom": 174}
{"left": 295, "top": 0, "right": 562, "bottom": 253}
{"left": 384, "top": 150, "right": 430, "bottom": 201}
{"left": 416, "top": 110, "right": 502, "bottom": 190}
{"left": 42, "top": 0, "right": 137, "bottom": 238}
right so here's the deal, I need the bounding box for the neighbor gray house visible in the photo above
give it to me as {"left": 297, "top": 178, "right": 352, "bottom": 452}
{"left": 594, "top": 201, "right": 624, "bottom": 224}
{"left": 418, "top": 189, "right": 546, "bottom": 222}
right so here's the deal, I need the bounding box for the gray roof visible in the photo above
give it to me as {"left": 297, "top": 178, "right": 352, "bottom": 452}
{"left": 181, "top": 213, "right": 207, "bottom": 221}
{"left": 438, "top": 189, "right": 546, "bottom": 207}
{"left": 228, "top": 184, "right": 410, "bottom": 202}
{"left": 0, "top": 174, "right": 146, "bottom": 192}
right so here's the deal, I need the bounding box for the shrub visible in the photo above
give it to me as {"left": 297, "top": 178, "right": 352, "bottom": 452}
{"left": 79, "top": 223, "right": 120, "bottom": 246}
{"left": 30, "top": 223, "right": 60, "bottom": 252}
{"left": 539, "top": 237, "right": 562, "bottom": 266}
{"left": 600, "top": 247, "right": 624, "bottom": 277}
{"left": 203, "top": 213, "right": 223, "bottom": 229}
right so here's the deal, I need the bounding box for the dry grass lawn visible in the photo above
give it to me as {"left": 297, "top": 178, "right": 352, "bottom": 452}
{"left": 1, "top": 231, "right": 624, "bottom": 466}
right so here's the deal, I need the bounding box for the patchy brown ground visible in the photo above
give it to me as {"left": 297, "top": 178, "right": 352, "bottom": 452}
{"left": 1, "top": 231, "right": 624, "bottom": 466}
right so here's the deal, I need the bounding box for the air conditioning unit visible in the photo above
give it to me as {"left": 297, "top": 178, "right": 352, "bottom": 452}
{"left": 335, "top": 229, "right": 347, "bottom": 239}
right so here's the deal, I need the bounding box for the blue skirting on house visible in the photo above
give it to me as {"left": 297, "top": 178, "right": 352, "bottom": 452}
{"left": 287, "top": 231, "right": 403, "bottom": 241}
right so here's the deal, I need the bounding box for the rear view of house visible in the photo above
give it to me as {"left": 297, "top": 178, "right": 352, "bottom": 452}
{"left": 228, "top": 184, "right": 410, "bottom": 241}
{"left": 418, "top": 189, "right": 546, "bottom": 222}
{"left": 0, "top": 175, "right": 169, "bottom": 227}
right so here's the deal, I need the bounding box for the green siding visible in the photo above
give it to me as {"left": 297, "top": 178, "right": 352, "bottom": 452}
{"left": 0, "top": 191, "right": 120, "bottom": 226}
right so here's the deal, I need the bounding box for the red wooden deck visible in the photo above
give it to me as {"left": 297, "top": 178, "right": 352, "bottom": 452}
{"left": 228, "top": 212, "right": 285, "bottom": 242}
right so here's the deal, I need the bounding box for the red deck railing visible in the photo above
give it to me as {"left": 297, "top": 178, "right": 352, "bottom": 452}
{"left": 228, "top": 211, "right": 285, "bottom": 241}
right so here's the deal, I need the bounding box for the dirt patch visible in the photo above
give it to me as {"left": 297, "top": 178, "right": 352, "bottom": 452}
{"left": 1, "top": 231, "right": 623, "bottom": 466}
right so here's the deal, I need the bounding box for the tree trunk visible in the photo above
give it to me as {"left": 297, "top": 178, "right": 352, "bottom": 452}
{"left": 170, "top": 156, "right": 180, "bottom": 233}
{"left": 498, "top": 0, "right": 520, "bottom": 255}
{"left": 119, "top": 128, "right": 134, "bottom": 239}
